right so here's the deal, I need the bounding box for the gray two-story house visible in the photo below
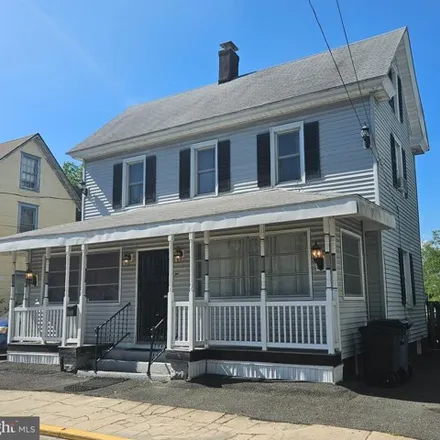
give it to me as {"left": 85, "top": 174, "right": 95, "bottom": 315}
{"left": 0, "top": 27, "right": 429, "bottom": 384}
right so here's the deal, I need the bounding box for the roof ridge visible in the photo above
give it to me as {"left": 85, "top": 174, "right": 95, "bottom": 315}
{"left": 0, "top": 133, "right": 36, "bottom": 146}
{"left": 120, "top": 27, "right": 407, "bottom": 113}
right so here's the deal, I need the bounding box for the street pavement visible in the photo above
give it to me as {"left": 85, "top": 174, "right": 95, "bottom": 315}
{"left": 0, "top": 390, "right": 414, "bottom": 440}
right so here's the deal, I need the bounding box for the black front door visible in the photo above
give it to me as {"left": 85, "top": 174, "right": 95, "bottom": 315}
{"left": 137, "top": 249, "right": 169, "bottom": 342}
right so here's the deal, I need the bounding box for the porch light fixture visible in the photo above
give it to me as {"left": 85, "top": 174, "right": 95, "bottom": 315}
{"left": 311, "top": 241, "right": 324, "bottom": 271}
{"left": 122, "top": 253, "right": 133, "bottom": 265}
{"left": 174, "top": 247, "right": 184, "bottom": 263}
{"left": 25, "top": 268, "right": 36, "bottom": 286}
{"left": 361, "top": 124, "right": 371, "bottom": 149}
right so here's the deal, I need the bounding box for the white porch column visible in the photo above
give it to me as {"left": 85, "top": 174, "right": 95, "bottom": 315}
{"left": 188, "top": 232, "right": 196, "bottom": 351}
{"left": 61, "top": 245, "right": 71, "bottom": 347}
{"left": 41, "top": 248, "right": 51, "bottom": 344}
{"left": 22, "top": 251, "right": 31, "bottom": 308}
{"left": 77, "top": 244, "right": 88, "bottom": 346}
{"left": 203, "top": 231, "right": 210, "bottom": 348}
{"left": 166, "top": 235, "right": 175, "bottom": 350}
{"left": 259, "top": 225, "right": 267, "bottom": 351}
{"left": 329, "top": 217, "right": 341, "bottom": 351}
{"left": 324, "top": 218, "right": 335, "bottom": 354}
{"left": 7, "top": 251, "right": 17, "bottom": 344}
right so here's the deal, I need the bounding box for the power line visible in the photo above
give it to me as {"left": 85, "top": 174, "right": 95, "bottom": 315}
{"left": 0, "top": 191, "right": 75, "bottom": 202}
{"left": 307, "top": 0, "right": 363, "bottom": 128}
{"left": 335, "top": 0, "right": 371, "bottom": 127}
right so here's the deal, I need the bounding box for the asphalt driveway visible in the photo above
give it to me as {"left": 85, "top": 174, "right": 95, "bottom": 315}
{"left": 0, "top": 352, "right": 439, "bottom": 440}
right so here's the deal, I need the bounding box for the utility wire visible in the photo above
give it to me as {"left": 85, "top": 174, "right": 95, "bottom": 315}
{"left": 0, "top": 191, "right": 76, "bottom": 202}
{"left": 335, "top": 0, "right": 371, "bottom": 128}
{"left": 307, "top": 0, "right": 363, "bottom": 128}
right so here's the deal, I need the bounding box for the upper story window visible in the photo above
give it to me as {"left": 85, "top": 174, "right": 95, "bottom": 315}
{"left": 191, "top": 141, "right": 218, "bottom": 197}
{"left": 122, "top": 156, "right": 145, "bottom": 207}
{"left": 390, "top": 134, "right": 408, "bottom": 196}
{"left": 270, "top": 122, "right": 305, "bottom": 185}
{"left": 388, "top": 67, "right": 403, "bottom": 123}
{"left": 18, "top": 202, "right": 38, "bottom": 233}
{"left": 20, "top": 153, "right": 40, "bottom": 192}
{"left": 341, "top": 229, "right": 365, "bottom": 299}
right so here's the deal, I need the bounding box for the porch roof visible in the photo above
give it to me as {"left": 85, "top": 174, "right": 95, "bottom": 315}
{"left": 0, "top": 189, "right": 395, "bottom": 252}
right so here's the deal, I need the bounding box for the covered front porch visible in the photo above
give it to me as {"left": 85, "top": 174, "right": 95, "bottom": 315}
{"left": 0, "top": 189, "right": 395, "bottom": 379}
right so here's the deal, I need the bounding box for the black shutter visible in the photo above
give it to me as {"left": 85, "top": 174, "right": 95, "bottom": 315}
{"left": 112, "top": 163, "right": 123, "bottom": 209}
{"left": 390, "top": 134, "right": 398, "bottom": 188}
{"left": 402, "top": 148, "right": 407, "bottom": 180}
{"left": 388, "top": 70, "right": 395, "bottom": 112}
{"left": 398, "top": 76, "right": 404, "bottom": 122}
{"left": 218, "top": 140, "right": 231, "bottom": 193}
{"left": 398, "top": 247, "right": 406, "bottom": 306}
{"left": 409, "top": 253, "right": 416, "bottom": 306}
{"left": 145, "top": 155, "right": 156, "bottom": 204}
{"left": 257, "top": 132, "right": 271, "bottom": 188}
{"left": 304, "top": 121, "right": 320, "bottom": 178}
{"left": 179, "top": 149, "right": 191, "bottom": 199}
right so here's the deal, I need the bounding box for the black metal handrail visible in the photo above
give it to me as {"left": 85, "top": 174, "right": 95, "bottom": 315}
{"left": 94, "top": 302, "right": 131, "bottom": 372}
{"left": 147, "top": 317, "right": 166, "bottom": 376}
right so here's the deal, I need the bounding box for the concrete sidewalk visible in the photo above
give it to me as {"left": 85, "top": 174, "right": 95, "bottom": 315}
{"left": 0, "top": 390, "right": 413, "bottom": 440}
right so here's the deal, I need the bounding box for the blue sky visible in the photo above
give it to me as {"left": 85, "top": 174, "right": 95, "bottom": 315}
{"left": 0, "top": 0, "right": 438, "bottom": 238}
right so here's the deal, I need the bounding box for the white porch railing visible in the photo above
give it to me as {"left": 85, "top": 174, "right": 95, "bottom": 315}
{"left": 11, "top": 306, "right": 78, "bottom": 344}
{"left": 172, "top": 291, "right": 338, "bottom": 353}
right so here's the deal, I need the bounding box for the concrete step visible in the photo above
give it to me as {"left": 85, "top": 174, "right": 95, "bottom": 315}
{"left": 105, "top": 347, "right": 166, "bottom": 363}
{"left": 97, "top": 359, "right": 172, "bottom": 376}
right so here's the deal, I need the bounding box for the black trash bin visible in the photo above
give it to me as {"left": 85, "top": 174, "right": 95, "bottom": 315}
{"left": 359, "top": 319, "right": 412, "bottom": 386}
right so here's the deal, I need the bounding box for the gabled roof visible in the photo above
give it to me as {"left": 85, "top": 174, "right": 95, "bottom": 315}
{"left": 0, "top": 134, "right": 35, "bottom": 160}
{"left": 68, "top": 27, "right": 428, "bottom": 158}
{"left": 0, "top": 133, "right": 81, "bottom": 208}
{"left": 0, "top": 189, "right": 395, "bottom": 252}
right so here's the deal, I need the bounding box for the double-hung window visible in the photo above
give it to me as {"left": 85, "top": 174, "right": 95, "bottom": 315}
{"left": 270, "top": 122, "right": 305, "bottom": 185}
{"left": 192, "top": 141, "right": 217, "bottom": 196}
{"left": 391, "top": 134, "right": 407, "bottom": 195}
{"left": 18, "top": 203, "right": 38, "bottom": 233}
{"left": 341, "top": 230, "right": 365, "bottom": 299}
{"left": 20, "top": 153, "right": 40, "bottom": 191}
{"left": 123, "top": 157, "right": 145, "bottom": 207}
{"left": 86, "top": 250, "right": 121, "bottom": 302}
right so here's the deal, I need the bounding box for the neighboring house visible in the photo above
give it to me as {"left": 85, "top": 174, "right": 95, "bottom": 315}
{"left": 0, "top": 27, "right": 429, "bottom": 384}
{"left": 0, "top": 134, "right": 80, "bottom": 310}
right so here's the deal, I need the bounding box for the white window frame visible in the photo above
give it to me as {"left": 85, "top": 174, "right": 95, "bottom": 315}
{"left": 270, "top": 121, "right": 305, "bottom": 186}
{"left": 389, "top": 66, "right": 402, "bottom": 122}
{"left": 18, "top": 202, "right": 39, "bottom": 233}
{"left": 122, "top": 156, "right": 146, "bottom": 208}
{"left": 402, "top": 249, "right": 414, "bottom": 308}
{"left": 341, "top": 228, "right": 365, "bottom": 301}
{"left": 190, "top": 140, "right": 218, "bottom": 198}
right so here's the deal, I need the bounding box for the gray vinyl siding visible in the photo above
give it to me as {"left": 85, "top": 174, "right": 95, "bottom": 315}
{"left": 365, "top": 231, "right": 385, "bottom": 320}
{"left": 336, "top": 218, "right": 368, "bottom": 360}
{"left": 373, "top": 65, "right": 427, "bottom": 342}
{"left": 83, "top": 101, "right": 375, "bottom": 220}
